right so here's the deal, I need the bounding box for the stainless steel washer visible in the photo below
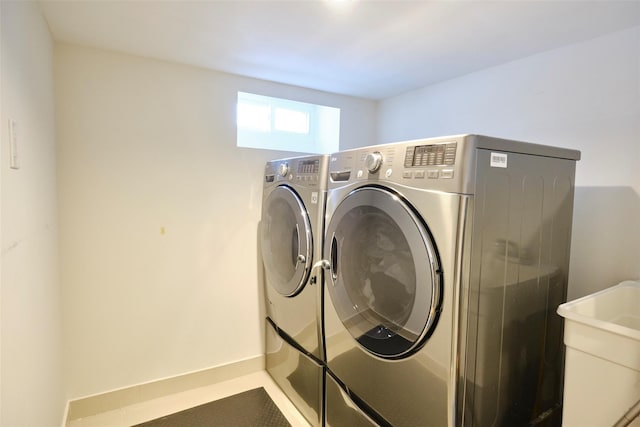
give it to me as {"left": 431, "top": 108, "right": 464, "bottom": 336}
{"left": 260, "top": 155, "right": 328, "bottom": 427}
{"left": 322, "top": 135, "right": 580, "bottom": 427}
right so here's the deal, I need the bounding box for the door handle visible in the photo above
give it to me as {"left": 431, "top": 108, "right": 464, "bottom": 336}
{"left": 293, "top": 224, "right": 307, "bottom": 269}
{"left": 330, "top": 234, "right": 338, "bottom": 283}
{"left": 292, "top": 224, "right": 301, "bottom": 267}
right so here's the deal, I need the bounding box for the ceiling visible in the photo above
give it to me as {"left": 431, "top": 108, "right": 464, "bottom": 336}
{"left": 39, "top": 0, "right": 640, "bottom": 100}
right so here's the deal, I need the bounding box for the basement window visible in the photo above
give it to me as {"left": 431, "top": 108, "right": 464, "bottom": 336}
{"left": 236, "top": 92, "right": 340, "bottom": 154}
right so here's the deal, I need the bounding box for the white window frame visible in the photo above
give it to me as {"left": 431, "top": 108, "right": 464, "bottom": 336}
{"left": 236, "top": 92, "right": 340, "bottom": 154}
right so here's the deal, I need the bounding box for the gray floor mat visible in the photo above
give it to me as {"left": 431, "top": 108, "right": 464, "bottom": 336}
{"left": 132, "top": 387, "right": 292, "bottom": 427}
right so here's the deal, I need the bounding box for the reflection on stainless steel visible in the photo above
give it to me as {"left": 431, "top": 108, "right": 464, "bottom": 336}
{"left": 343, "top": 207, "right": 415, "bottom": 330}
{"left": 266, "top": 319, "right": 323, "bottom": 427}
{"left": 330, "top": 346, "right": 449, "bottom": 426}
{"left": 325, "top": 370, "right": 385, "bottom": 427}
{"left": 323, "top": 135, "right": 579, "bottom": 427}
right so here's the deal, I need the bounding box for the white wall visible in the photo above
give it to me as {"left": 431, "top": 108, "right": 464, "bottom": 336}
{"left": 0, "top": 2, "right": 64, "bottom": 426}
{"left": 377, "top": 26, "right": 640, "bottom": 300}
{"left": 55, "top": 43, "right": 376, "bottom": 399}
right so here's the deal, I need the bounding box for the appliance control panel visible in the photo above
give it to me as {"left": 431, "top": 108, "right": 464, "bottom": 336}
{"left": 297, "top": 159, "right": 320, "bottom": 174}
{"left": 328, "top": 137, "right": 466, "bottom": 193}
{"left": 404, "top": 142, "right": 457, "bottom": 167}
{"left": 400, "top": 142, "right": 457, "bottom": 181}
{"left": 330, "top": 141, "right": 458, "bottom": 182}
{"left": 264, "top": 157, "right": 327, "bottom": 189}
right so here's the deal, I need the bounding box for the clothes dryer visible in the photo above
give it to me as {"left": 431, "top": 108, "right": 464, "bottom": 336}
{"left": 261, "top": 155, "right": 328, "bottom": 427}
{"left": 322, "top": 135, "right": 580, "bottom": 427}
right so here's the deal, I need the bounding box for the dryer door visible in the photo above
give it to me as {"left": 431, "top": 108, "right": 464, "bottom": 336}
{"left": 325, "top": 186, "right": 442, "bottom": 359}
{"left": 261, "top": 185, "right": 313, "bottom": 297}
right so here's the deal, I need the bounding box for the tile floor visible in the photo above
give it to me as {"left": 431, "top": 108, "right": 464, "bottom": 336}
{"left": 67, "top": 370, "right": 311, "bottom": 427}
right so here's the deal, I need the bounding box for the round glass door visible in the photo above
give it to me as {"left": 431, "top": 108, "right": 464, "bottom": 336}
{"left": 325, "top": 186, "right": 442, "bottom": 358}
{"left": 261, "top": 185, "right": 313, "bottom": 297}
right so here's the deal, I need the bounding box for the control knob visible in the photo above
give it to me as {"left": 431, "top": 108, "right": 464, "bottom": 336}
{"left": 278, "top": 163, "right": 289, "bottom": 177}
{"left": 365, "top": 152, "right": 383, "bottom": 173}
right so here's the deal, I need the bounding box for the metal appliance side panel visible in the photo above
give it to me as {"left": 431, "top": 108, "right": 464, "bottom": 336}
{"left": 265, "top": 319, "right": 323, "bottom": 427}
{"left": 460, "top": 149, "right": 577, "bottom": 427}
{"left": 323, "top": 185, "right": 467, "bottom": 427}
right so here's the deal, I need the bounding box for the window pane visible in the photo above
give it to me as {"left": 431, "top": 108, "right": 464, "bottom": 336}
{"left": 274, "top": 108, "right": 309, "bottom": 134}
{"left": 237, "top": 102, "right": 271, "bottom": 132}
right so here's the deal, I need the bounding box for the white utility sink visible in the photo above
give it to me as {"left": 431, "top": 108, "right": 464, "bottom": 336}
{"left": 558, "top": 280, "right": 640, "bottom": 427}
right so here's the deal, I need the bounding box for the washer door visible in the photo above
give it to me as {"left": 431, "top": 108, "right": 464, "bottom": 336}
{"left": 261, "top": 185, "right": 313, "bottom": 297}
{"left": 325, "top": 186, "right": 442, "bottom": 359}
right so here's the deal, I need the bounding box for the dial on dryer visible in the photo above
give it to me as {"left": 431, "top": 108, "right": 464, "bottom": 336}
{"left": 364, "top": 152, "right": 383, "bottom": 173}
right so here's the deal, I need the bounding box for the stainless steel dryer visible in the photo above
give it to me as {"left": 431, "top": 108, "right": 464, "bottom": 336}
{"left": 261, "top": 155, "right": 328, "bottom": 427}
{"left": 322, "top": 135, "right": 580, "bottom": 427}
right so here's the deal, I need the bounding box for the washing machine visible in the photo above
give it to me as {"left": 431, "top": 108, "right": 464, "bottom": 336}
{"left": 322, "top": 135, "right": 580, "bottom": 427}
{"left": 261, "top": 154, "right": 328, "bottom": 427}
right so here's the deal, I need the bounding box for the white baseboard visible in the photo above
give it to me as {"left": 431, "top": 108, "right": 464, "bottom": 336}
{"left": 65, "top": 355, "right": 265, "bottom": 424}
{"left": 61, "top": 399, "right": 70, "bottom": 427}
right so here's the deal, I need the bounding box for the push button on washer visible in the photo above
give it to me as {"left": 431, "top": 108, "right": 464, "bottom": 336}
{"left": 427, "top": 169, "right": 439, "bottom": 179}
{"left": 441, "top": 169, "right": 454, "bottom": 179}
